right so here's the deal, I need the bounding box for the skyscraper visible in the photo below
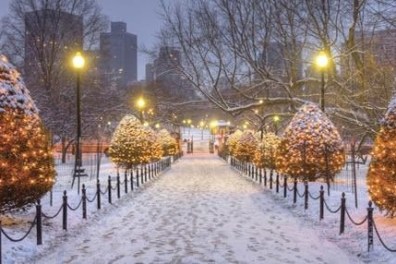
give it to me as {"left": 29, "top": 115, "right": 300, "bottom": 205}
{"left": 147, "top": 46, "right": 196, "bottom": 100}
{"left": 100, "top": 22, "right": 137, "bottom": 89}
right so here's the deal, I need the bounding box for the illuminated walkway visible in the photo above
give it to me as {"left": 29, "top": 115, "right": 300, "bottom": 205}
{"left": 32, "top": 153, "right": 356, "bottom": 263}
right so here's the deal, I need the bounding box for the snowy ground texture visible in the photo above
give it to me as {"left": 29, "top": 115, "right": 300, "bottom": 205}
{"left": 1, "top": 139, "right": 396, "bottom": 263}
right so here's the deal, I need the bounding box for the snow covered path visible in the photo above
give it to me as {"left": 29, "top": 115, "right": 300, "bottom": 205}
{"left": 32, "top": 154, "right": 357, "bottom": 264}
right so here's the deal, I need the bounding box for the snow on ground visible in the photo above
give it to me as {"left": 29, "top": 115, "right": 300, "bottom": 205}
{"left": 26, "top": 150, "right": 355, "bottom": 263}
{"left": 1, "top": 140, "right": 396, "bottom": 263}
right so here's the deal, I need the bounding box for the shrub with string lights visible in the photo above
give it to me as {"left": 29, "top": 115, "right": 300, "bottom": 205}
{"left": 109, "top": 115, "right": 163, "bottom": 169}
{"left": 254, "top": 132, "right": 281, "bottom": 170}
{"left": 234, "top": 130, "right": 258, "bottom": 162}
{"left": 275, "top": 103, "right": 345, "bottom": 188}
{"left": 367, "top": 96, "right": 396, "bottom": 217}
{"left": 227, "top": 129, "right": 243, "bottom": 156}
{"left": 0, "top": 56, "right": 55, "bottom": 212}
{"left": 158, "top": 129, "right": 178, "bottom": 156}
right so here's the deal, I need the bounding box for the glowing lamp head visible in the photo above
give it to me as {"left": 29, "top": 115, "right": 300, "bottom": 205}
{"left": 72, "top": 52, "right": 85, "bottom": 69}
{"left": 136, "top": 97, "right": 145, "bottom": 109}
{"left": 315, "top": 51, "right": 329, "bottom": 69}
{"left": 210, "top": 120, "right": 218, "bottom": 128}
{"left": 273, "top": 115, "right": 280, "bottom": 122}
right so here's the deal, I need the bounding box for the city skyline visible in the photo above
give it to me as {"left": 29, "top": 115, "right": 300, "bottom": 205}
{"left": 0, "top": 0, "right": 164, "bottom": 81}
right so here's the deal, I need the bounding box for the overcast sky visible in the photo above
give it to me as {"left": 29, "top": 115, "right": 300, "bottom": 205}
{"left": 0, "top": 0, "right": 166, "bottom": 80}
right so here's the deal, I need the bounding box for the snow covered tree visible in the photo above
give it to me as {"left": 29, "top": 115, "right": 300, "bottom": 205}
{"left": 276, "top": 103, "right": 345, "bottom": 189}
{"left": 0, "top": 56, "right": 55, "bottom": 212}
{"left": 254, "top": 132, "right": 281, "bottom": 170}
{"left": 157, "top": 129, "right": 178, "bottom": 156}
{"left": 109, "top": 115, "right": 163, "bottom": 169}
{"left": 227, "top": 129, "right": 243, "bottom": 156}
{"left": 367, "top": 95, "right": 396, "bottom": 217}
{"left": 234, "top": 130, "right": 258, "bottom": 162}
{"left": 145, "top": 127, "right": 163, "bottom": 162}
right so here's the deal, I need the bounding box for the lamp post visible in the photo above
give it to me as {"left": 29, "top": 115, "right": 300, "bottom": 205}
{"left": 136, "top": 97, "right": 146, "bottom": 123}
{"left": 71, "top": 52, "right": 85, "bottom": 191}
{"left": 187, "top": 119, "right": 192, "bottom": 137}
{"left": 315, "top": 51, "right": 329, "bottom": 112}
{"left": 273, "top": 115, "right": 280, "bottom": 135}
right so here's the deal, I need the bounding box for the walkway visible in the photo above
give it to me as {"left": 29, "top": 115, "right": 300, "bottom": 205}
{"left": 33, "top": 154, "right": 356, "bottom": 263}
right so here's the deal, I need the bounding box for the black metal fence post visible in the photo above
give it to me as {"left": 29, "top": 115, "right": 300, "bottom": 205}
{"left": 367, "top": 201, "right": 374, "bottom": 251}
{"left": 283, "top": 176, "right": 287, "bottom": 198}
{"left": 319, "top": 185, "right": 324, "bottom": 220}
{"left": 140, "top": 167, "right": 144, "bottom": 184}
{"left": 304, "top": 182, "right": 309, "bottom": 210}
{"left": 293, "top": 178, "right": 297, "bottom": 204}
{"left": 149, "top": 163, "right": 152, "bottom": 180}
{"left": 276, "top": 173, "right": 279, "bottom": 193}
{"left": 124, "top": 170, "right": 128, "bottom": 194}
{"left": 130, "top": 170, "right": 134, "bottom": 190}
{"left": 108, "top": 176, "right": 112, "bottom": 204}
{"left": 264, "top": 169, "right": 267, "bottom": 187}
{"left": 269, "top": 170, "right": 273, "bottom": 189}
{"left": 117, "top": 174, "right": 121, "bottom": 199}
{"left": 340, "top": 192, "right": 346, "bottom": 234}
{"left": 82, "top": 184, "right": 87, "bottom": 219}
{"left": 36, "top": 200, "right": 42, "bottom": 245}
{"left": 97, "top": 179, "right": 101, "bottom": 210}
{"left": 136, "top": 168, "right": 140, "bottom": 188}
{"left": 62, "top": 190, "right": 67, "bottom": 230}
{"left": 144, "top": 165, "right": 147, "bottom": 182}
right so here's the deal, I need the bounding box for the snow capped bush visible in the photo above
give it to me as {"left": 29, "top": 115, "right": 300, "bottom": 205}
{"left": 157, "top": 129, "right": 178, "bottom": 156}
{"left": 0, "top": 55, "right": 55, "bottom": 212}
{"left": 276, "top": 103, "right": 345, "bottom": 183}
{"left": 254, "top": 132, "right": 281, "bottom": 170}
{"left": 109, "top": 115, "right": 163, "bottom": 168}
{"left": 368, "top": 95, "right": 396, "bottom": 216}
{"left": 234, "top": 130, "right": 258, "bottom": 162}
{"left": 227, "top": 129, "right": 242, "bottom": 156}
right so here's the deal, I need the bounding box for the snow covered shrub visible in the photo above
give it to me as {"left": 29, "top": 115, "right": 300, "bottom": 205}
{"left": 367, "top": 95, "right": 396, "bottom": 217}
{"left": 0, "top": 56, "right": 55, "bottom": 212}
{"left": 275, "top": 103, "right": 345, "bottom": 186}
{"left": 254, "top": 132, "right": 281, "bottom": 170}
{"left": 109, "top": 115, "right": 163, "bottom": 168}
{"left": 234, "top": 130, "right": 258, "bottom": 162}
{"left": 227, "top": 129, "right": 242, "bottom": 156}
{"left": 157, "top": 129, "right": 178, "bottom": 156}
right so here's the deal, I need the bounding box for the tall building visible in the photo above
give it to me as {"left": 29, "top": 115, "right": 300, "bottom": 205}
{"left": 146, "top": 46, "right": 196, "bottom": 100}
{"left": 100, "top": 21, "right": 137, "bottom": 89}
{"left": 360, "top": 29, "right": 396, "bottom": 68}
{"left": 145, "top": 63, "right": 154, "bottom": 83}
{"left": 24, "top": 9, "right": 83, "bottom": 86}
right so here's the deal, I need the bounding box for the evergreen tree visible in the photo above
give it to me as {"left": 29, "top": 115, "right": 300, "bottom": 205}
{"left": 234, "top": 130, "right": 258, "bottom": 162}
{"left": 158, "top": 129, "right": 178, "bottom": 156}
{"left": 254, "top": 132, "right": 281, "bottom": 170}
{"left": 227, "top": 129, "right": 243, "bottom": 156}
{"left": 0, "top": 56, "right": 55, "bottom": 212}
{"left": 276, "top": 103, "right": 345, "bottom": 189}
{"left": 109, "top": 115, "right": 163, "bottom": 169}
{"left": 367, "top": 95, "right": 396, "bottom": 216}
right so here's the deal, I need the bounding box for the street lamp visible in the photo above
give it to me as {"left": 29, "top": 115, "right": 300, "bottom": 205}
{"left": 273, "top": 115, "right": 280, "bottom": 135}
{"left": 315, "top": 51, "right": 329, "bottom": 112}
{"left": 136, "top": 97, "right": 146, "bottom": 123}
{"left": 72, "top": 51, "right": 85, "bottom": 190}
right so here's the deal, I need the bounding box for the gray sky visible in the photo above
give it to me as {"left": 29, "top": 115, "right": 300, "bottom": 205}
{"left": 0, "top": 0, "right": 165, "bottom": 80}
